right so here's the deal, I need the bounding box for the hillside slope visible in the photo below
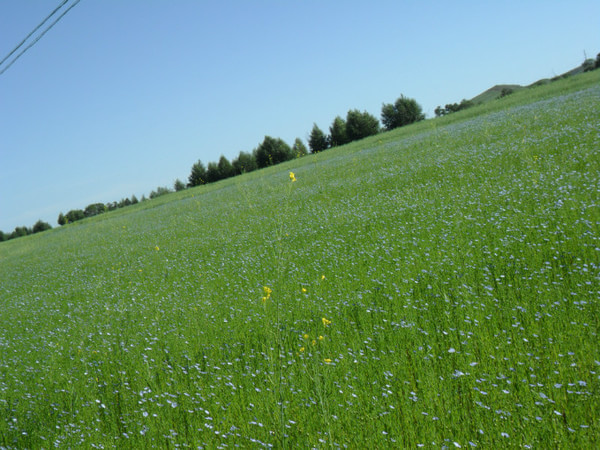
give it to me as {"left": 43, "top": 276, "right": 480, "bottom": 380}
{"left": 0, "top": 71, "right": 599, "bottom": 448}
{"left": 469, "top": 60, "right": 596, "bottom": 104}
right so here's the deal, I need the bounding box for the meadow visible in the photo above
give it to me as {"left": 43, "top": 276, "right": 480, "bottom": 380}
{"left": 1, "top": 71, "right": 599, "bottom": 448}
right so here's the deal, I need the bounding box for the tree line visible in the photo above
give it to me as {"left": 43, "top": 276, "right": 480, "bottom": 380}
{"left": 2, "top": 93, "right": 426, "bottom": 242}
{"left": 188, "top": 95, "right": 425, "bottom": 187}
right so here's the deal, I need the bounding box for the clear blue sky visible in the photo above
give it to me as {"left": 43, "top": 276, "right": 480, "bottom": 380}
{"left": 1, "top": 1, "right": 598, "bottom": 233}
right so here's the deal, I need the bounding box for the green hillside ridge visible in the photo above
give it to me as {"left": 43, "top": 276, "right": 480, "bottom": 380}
{"left": 469, "top": 84, "right": 524, "bottom": 104}
{"left": 469, "top": 59, "right": 596, "bottom": 105}
{"left": 0, "top": 70, "right": 599, "bottom": 448}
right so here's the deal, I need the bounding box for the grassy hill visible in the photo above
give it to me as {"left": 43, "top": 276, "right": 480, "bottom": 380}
{"left": 469, "top": 84, "right": 524, "bottom": 104}
{"left": 1, "top": 70, "right": 599, "bottom": 448}
{"left": 469, "top": 60, "right": 595, "bottom": 105}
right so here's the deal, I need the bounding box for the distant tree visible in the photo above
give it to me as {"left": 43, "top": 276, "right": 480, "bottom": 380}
{"left": 118, "top": 197, "right": 132, "bottom": 208}
{"left": 106, "top": 202, "right": 118, "bottom": 211}
{"left": 458, "top": 98, "right": 473, "bottom": 110}
{"left": 582, "top": 58, "right": 595, "bottom": 72}
{"left": 33, "top": 220, "right": 52, "bottom": 234}
{"left": 381, "top": 95, "right": 425, "bottom": 130}
{"left": 445, "top": 103, "right": 460, "bottom": 114}
{"left": 205, "top": 161, "right": 221, "bottom": 183}
{"left": 84, "top": 203, "right": 106, "bottom": 217}
{"left": 188, "top": 160, "right": 207, "bottom": 187}
{"left": 435, "top": 99, "right": 474, "bottom": 117}
{"left": 58, "top": 212, "right": 66, "bottom": 226}
{"left": 329, "top": 116, "right": 348, "bottom": 147}
{"left": 174, "top": 179, "right": 186, "bottom": 192}
{"left": 254, "top": 136, "right": 293, "bottom": 168}
{"left": 65, "top": 209, "right": 85, "bottom": 223}
{"left": 149, "top": 186, "right": 171, "bottom": 199}
{"left": 131, "top": 194, "right": 139, "bottom": 204}
{"left": 292, "top": 138, "right": 308, "bottom": 158}
{"left": 217, "top": 155, "right": 235, "bottom": 179}
{"left": 499, "top": 88, "right": 514, "bottom": 98}
{"left": 308, "top": 124, "right": 329, "bottom": 153}
{"left": 596, "top": 53, "right": 600, "bottom": 69}
{"left": 0, "top": 230, "right": 6, "bottom": 242}
{"left": 11, "top": 226, "right": 31, "bottom": 238}
{"left": 232, "top": 151, "right": 258, "bottom": 174}
{"left": 346, "top": 109, "right": 380, "bottom": 141}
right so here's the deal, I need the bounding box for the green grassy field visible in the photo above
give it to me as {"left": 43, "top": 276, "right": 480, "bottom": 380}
{"left": 1, "top": 71, "right": 599, "bottom": 448}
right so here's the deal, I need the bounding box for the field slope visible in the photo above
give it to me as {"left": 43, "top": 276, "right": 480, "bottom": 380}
{"left": 1, "top": 71, "right": 599, "bottom": 448}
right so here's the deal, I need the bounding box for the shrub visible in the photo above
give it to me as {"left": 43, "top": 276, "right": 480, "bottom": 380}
{"left": 435, "top": 99, "right": 474, "bottom": 117}
{"left": 582, "top": 58, "right": 595, "bottom": 72}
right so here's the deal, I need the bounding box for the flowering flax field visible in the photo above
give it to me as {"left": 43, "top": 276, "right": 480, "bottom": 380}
{"left": 1, "top": 73, "right": 599, "bottom": 448}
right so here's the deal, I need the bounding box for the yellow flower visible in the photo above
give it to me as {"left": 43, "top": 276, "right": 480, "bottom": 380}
{"left": 324, "top": 358, "right": 332, "bottom": 363}
{"left": 300, "top": 347, "right": 305, "bottom": 352}
{"left": 154, "top": 245, "right": 160, "bottom": 251}
{"left": 289, "top": 171, "right": 297, "bottom": 182}
{"left": 261, "top": 286, "right": 272, "bottom": 303}
{"left": 301, "top": 287, "right": 307, "bottom": 293}
{"left": 321, "top": 275, "right": 325, "bottom": 281}
{"left": 322, "top": 317, "right": 332, "bottom": 327}
{"left": 303, "top": 333, "right": 309, "bottom": 340}
{"left": 318, "top": 335, "right": 324, "bottom": 341}
{"left": 312, "top": 339, "right": 316, "bottom": 346}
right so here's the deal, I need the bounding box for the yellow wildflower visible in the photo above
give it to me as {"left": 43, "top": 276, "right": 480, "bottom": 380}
{"left": 322, "top": 317, "right": 332, "bottom": 327}
{"left": 300, "top": 347, "right": 305, "bottom": 352}
{"left": 301, "top": 287, "right": 307, "bottom": 293}
{"left": 318, "top": 335, "right": 324, "bottom": 341}
{"left": 312, "top": 339, "right": 316, "bottom": 346}
{"left": 321, "top": 275, "right": 325, "bottom": 281}
{"left": 289, "top": 171, "right": 296, "bottom": 182}
{"left": 154, "top": 245, "right": 160, "bottom": 251}
{"left": 324, "top": 358, "right": 332, "bottom": 363}
{"left": 303, "top": 333, "right": 309, "bottom": 340}
{"left": 261, "top": 286, "right": 272, "bottom": 303}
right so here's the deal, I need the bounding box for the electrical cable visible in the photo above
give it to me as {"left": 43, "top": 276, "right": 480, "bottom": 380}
{"left": 0, "top": 0, "right": 69, "bottom": 67}
{"left": 0, "top": 0, "right": 81, "bottom": 75}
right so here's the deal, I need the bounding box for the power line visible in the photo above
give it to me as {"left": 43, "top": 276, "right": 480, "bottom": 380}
{"left": 0, "top": 0, "right": 69, "bottom": 67}
{"left": 0, "top": 0, "right": 82, "bottom": 76}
